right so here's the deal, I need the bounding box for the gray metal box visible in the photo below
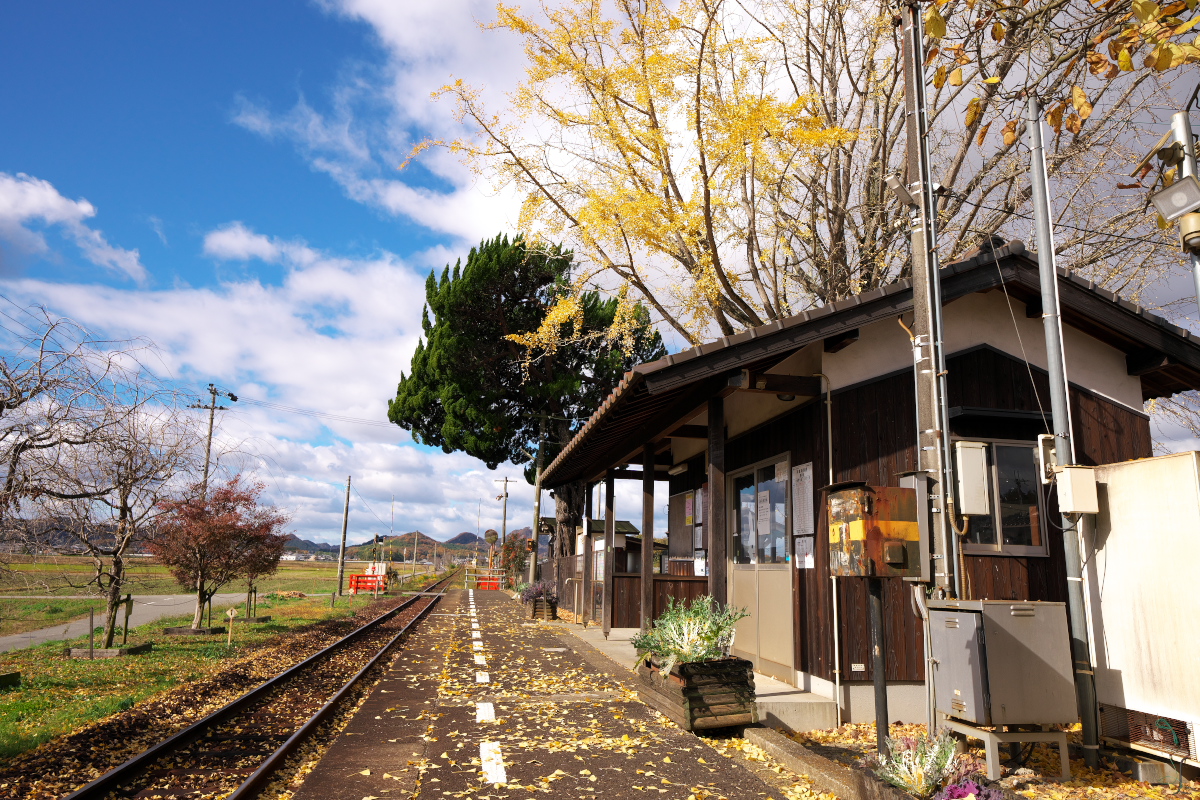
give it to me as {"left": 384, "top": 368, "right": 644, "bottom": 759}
{"left": 929, "top": 600, "right": 1076, "bottom": 726}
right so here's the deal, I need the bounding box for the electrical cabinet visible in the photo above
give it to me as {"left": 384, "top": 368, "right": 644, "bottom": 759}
{"left": 928, "top": 600, "right": 1076, "bottom": 726}
{"left": 826, "top": 482, "right": 922, "bottom": 578}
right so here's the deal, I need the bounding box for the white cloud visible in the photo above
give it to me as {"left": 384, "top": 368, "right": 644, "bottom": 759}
{"left": 203, "top": 221, "right": 282, "bottom": 262}
{"left": 229, "top": 0, "right": 529, "bottom": 245}
{"left": 0, "top": 172, "right": 147, "bottom": 282}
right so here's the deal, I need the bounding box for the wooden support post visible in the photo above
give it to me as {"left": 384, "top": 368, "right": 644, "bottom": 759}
{"left": 641, "top": 444, "right": 656, "bottom": 630}
{"left": 603, "top": 473, "right": 615, "bottom": 637}
{"left": 89, "top": 608, "right": 94, "bottom": 660}
{"left": 582, "top": 483, "right": 594, "bottom": 627}
{"left": 707, "top": 396, "right": 727, "bottom": 605}
{"left": 122, "top": 594, "right": 132, "bottom": 646}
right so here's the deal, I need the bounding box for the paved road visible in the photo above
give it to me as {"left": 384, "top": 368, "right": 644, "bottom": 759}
{"left": 0, "top": 593, "right": 245, "bottom": 652}
{"left": 294, "top": 588, "right": 780, "bottom": 800}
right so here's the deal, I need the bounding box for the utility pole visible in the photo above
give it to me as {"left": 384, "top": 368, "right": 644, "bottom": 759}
{"left": 1027, "top": 96, "right": 1101, "bottom": 769}
{"left": 494, "top": 478, "right": 513, "bottom": 545}
{"left": 336, "top": 476, "right": 351, "bottom": 596}
{"left": 894, "top": 0, "right": 959, "bottom": 597}
{"left": 411, "top": 529, "right": 420, "bottom": 582}
{"left": 189, "top": 384, "right": 237, "bottom": 498}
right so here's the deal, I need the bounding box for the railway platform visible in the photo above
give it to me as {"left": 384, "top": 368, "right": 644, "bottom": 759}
{"left": 293, "top": 588, "right": 793, "bottom": 800}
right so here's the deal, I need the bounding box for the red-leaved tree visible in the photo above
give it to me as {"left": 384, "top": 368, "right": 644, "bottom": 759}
{"left": 150, "top": 476, "right": 289, "bottom": 629}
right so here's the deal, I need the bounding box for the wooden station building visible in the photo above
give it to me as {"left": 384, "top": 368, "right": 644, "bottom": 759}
{"left": 539, "top": 239, "right": 1200, "bottom": 721}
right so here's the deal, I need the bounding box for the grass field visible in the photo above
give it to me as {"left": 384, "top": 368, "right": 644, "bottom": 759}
{"left": 0, "top": 556, "right": 437, "bottom": 598}
{"left": 0, "top": 598, "right": 108, "bottom": 638}
{"left": 0, "top": 569, "right": 452, "bottom": 762}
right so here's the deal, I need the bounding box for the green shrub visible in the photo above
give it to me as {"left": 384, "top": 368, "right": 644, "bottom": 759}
{"left": 630, "top": 595, "right": 748, "bottom": 677}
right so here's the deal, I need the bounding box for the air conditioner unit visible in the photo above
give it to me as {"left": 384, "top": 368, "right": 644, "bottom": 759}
{"left": 1087, "top": 452, "right": 1200, "bottom": 765}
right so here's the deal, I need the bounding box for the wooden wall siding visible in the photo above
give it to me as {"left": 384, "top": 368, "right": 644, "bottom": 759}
{"left": 946, "top": 345, "right": 1051, "bottom": 411}
{"left": 612, "top": 575, "right": 642, "bottom": 628}
{"left": 652, "top": 576, "right": 709, "bottom": 618}
{"left": 1072, "top": 389, "right": 1152, "bottom": 465}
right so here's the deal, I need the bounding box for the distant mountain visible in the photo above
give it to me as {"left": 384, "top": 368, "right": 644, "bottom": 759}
{"left": 447, "top": 532, "right": 485, "bottom": 546}
{"left": 283, "top": 535, "right": 338, "bottom": 552}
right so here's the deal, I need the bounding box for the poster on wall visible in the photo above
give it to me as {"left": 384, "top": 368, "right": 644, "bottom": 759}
{"left": 792, "top": 462, "right": 814, "bottom": 537}
{"left": 757, "top": 490, "right": 771, "bottom": 538}
{"left": 684, "top": 491, "right": 694, "bottom": 526}
{"left": 794, "top": 536, "right": 815, "bottom": 569}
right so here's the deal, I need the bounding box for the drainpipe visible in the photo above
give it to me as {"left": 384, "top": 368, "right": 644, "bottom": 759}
{"left": 814, "top": 372, "right": 842, "bottom": 727}
{"left": 1028, "top": 95, "right": 1100, "bottom": 769}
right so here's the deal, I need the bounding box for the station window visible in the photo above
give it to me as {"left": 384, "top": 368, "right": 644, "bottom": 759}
{"left": 731, "top": 457, "right": 788, "bottom": 565}
{"left": 958, "top": 441, "right": 1048, "bottom": 556}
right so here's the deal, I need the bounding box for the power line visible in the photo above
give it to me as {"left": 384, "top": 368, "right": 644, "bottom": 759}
{"left": 947, "top": 192, "right": 1167, "bottom": 245}
{"left": 351, "top": 483, "right": 391, "bottom": 529}
{"left": 226, "top": 395, "right": 396, "bottom": 429}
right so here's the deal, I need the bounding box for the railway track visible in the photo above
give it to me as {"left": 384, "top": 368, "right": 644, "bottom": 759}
{"left": 62, "top": 571, "right": 457, "bottom": 800}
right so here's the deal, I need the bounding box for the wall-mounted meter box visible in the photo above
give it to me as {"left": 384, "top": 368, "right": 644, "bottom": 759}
{"left": 1057, "top": 466, "right": 1098, "bottom": 514}
{"left": 827, "top": 482, "right": 922, "bottom": 578}
{"left": 954, "top": 441, "right": 991, "bottom": 516}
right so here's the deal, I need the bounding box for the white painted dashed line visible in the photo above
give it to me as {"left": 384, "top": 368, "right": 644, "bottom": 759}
{"left": 474, "top": 654, "right": 487, "bottom": 666}
{"left": 476, "top": 671, "right": 490, "bottom": 683}
{"left": 472, "top": 641, "right": 483, "bottom": 651}
{"left": 471, "top": 623, "right": 480, "bottom": 631}
{"left": 475, "top": 701, "right": 496, "bottom": 723}
{"left": 472, "top": 630, "right": 481, "bottom": 639}
{"left": 480, "top": 741, "right": 506, "bottom": 784}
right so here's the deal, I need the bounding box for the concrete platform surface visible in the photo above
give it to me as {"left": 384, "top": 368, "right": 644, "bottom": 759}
{"left": 546, "top": 620, "right": 839, "bottom": 733}
{"left": 293, "top": 589, "right": 789, "bottom": 800}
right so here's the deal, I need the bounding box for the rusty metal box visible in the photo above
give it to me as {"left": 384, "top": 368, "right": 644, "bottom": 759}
{"left": 826, "top": 483, "right": 922, "bottom": 578}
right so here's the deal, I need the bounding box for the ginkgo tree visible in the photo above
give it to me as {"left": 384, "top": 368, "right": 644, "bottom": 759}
{"left": 418, "top": 0, "right": 854, "bottom": 344}
{"left": 416, "top": 0, "right": 1195, "bottom": 349}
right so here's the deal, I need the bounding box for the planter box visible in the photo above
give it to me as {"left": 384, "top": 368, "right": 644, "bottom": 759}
{"left": 0, "top": 671, "right": 19, "bottom": 689}
{"left": 64, "top": 643, "right": 153, "bottom": 659}
{"left": 635, "top": 656, "right": 758, "bottom": 731}
{"left": 163, "top": 626, "right": 226, "bottom": 636}
{"left": 530, "top": 598, "right": 558, "bottom": 620}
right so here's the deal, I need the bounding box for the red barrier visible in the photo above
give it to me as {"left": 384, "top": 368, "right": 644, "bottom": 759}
{"left": 348, "top": 574, "right": 386, "bottom": 594}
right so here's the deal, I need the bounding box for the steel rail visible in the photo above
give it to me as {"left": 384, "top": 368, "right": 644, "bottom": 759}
{"left": 228, "top": 574, "right": 449, "bottom": 798}
{"left": 62, "top": 571, "right": 457, "bottom": 800}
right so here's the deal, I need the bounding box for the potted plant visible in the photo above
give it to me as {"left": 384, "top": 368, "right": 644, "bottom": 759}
{"left": 630, "top": 596, "right": 757, "bottom": 731}
{"left": 520, "top": 580, "right": 559, "bottom": 620}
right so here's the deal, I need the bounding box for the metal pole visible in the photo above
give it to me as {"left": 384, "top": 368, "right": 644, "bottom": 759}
{"left": 1027, "top": 95, "right": 1101, "bottom": 769}
{"left": 336, "top": 476, "right": 351, "bottom": 596}
{"left": 1171, "top": 112, "right": 1200, "bottom": 319}
{"left": 899, "top": 0, "right": 957, "bottom": 598}
{"left": 89, "top": 608, "right": 94, "bottom": 660}
{"left": 868, "top": 577, "right": 889, "bottom": 753}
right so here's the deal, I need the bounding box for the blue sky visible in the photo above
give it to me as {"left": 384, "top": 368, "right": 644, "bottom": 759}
{"left": 0, "top": 1, "right": 665, "bottom": 544}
